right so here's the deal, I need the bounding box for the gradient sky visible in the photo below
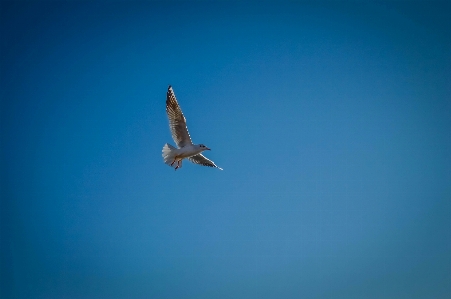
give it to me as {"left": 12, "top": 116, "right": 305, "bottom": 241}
{"left": 1, "top": 1, "right": 450, "bottom": 298}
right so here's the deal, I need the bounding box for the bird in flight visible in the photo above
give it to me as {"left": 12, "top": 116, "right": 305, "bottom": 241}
{"left": 162, "top": 85, "right": 222, "bottom": 171}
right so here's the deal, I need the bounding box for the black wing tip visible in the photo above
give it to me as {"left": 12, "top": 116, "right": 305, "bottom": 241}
{"left": 166, "top": 85, "right": 174, "bottom": 104}
{"left": 204, "top": 163, "right": 223, "bottom": 170}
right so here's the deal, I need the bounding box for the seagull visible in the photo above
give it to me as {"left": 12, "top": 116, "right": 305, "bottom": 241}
{"left": 162, "top": 85, "right": 223, "bottom": 171}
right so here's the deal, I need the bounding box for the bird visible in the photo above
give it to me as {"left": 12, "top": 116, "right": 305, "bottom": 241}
{"left": 162, "top": 85, "right": 223, "bottom": 171}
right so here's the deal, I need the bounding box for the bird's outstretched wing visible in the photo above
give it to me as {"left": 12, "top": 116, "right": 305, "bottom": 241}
{"left": 188, "top": 154, "right": 223, "bottom": 170}
{"left": 166, "top": 86, "right": 193, "bottom": 148}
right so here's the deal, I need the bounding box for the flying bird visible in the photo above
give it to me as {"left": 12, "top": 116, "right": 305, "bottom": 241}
{"left": 162, "top": 85, "right": 223, "bottom": 171}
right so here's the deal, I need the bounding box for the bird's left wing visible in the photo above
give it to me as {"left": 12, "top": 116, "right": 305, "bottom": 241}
{"left": 188, "top": 154, "right": 223, "bottom": 170}
{"left": 166, "top": 86, "right": 193, "bottom": 148}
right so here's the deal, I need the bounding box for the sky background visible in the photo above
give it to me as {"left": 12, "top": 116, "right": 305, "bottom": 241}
{"left": 1, "top": 1, "right": 450, "bottom": 298}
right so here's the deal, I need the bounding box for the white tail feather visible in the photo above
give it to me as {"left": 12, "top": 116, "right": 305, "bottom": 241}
{"left": 162, "top": 143, "right": 177, "bottom": 168}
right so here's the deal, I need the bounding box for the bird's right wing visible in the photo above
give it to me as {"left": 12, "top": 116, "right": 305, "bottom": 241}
{"left": 166, "top": 86, "right": 193, "bottom": 148}
{"left": 188, "top": 154, "right": 223, "bottom": 170}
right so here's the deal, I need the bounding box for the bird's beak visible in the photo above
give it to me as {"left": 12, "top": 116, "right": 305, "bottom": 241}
{"left": 206, "top": 147, "right": 211, "bottom": 150}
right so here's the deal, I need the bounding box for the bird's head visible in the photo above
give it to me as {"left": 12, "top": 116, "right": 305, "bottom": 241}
{"left": 198, "top": 144, "right": 211, "bottom": 151}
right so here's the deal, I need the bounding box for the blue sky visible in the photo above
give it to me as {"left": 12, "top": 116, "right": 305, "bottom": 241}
{"left": 1, "top": 1, "right": 450, "bottom": 298}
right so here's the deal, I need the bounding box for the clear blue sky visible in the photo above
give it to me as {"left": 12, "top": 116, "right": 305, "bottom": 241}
{"left": 1, "top": 1, "right": 450, "bottom": 298}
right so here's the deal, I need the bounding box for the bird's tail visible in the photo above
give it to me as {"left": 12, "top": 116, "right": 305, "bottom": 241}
{"left": 162, "top": 143, "right": 177, "bottom": 168}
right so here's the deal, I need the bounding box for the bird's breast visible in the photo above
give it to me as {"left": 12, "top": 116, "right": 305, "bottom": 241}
{"left": 177, "top": 146, "right": 202, "bottom": 158}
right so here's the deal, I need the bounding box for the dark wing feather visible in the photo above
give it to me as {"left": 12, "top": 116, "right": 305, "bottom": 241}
{"left": 166, "top": 86, "right": 193, "bottom": 148}
{"left": 188, "top": 154, "right": 223, "bottom": 170}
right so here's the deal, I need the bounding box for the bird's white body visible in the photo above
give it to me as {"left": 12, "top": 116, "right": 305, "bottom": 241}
{"left": 175, "top": 144, "right": 207, "bottom": 158}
